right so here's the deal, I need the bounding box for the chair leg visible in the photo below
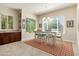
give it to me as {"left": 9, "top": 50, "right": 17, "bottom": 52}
{"left": 44, "top": 37, "right": 47, "bottom": 45}
{"left": 61, "top": 38, "right": 64, "bottom": 48}
{"left": 34, "top": 35, "right": 37, "bottom": 42}
{"left": 43, "top": 37, "right": 46, "bottom": 44}
{"left": 53, "top": 37, "right": 56, "bottom": 46}
{"left": 46, "top": 38, "right": 49, "bottom": 44}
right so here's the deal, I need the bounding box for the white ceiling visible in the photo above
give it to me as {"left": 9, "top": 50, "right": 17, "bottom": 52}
{"left": 0, "top": 3, "right": 75, "bottom": 15}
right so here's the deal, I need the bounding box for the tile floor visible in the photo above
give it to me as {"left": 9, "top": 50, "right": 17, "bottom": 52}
{"left": 0, "top": 41, "right": 78, "bottom": 56}
{"left": 0, "top": 41, "right": 51, "bottom": 56}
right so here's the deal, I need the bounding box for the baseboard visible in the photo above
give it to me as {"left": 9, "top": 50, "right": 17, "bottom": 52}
{"left": 22, "top": 38, "right": 75, "bottom": 43}
{"left": 56, "top": 38, "right": 75, "bottom": 43}
{"left": 22, "top": 38, "right": 34, "bottom": 42}
{"left": 63, "top": 39, "right": 75, "bottom": 43}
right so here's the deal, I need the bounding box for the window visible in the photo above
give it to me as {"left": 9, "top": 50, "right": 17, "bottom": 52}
{"left": 42, "top": 17, "right": 48, "bottom": 31}
{"left": 57, "top": 16, "right": 64, "bottom": 33}
{"left": 42, "top": 16, "right": 65, "bottom": 33}
{"left": 1, "top": 15, "right": 7, "bottom": 29}
{"left": 48, "top": 17, "right": 57, "bottom": 32}
{"left": 26, "top": 18, "right": 36, "bottom": 33}
{"left": 0, "top": 14, "right": 13, "bottom": 30}
{"left": 8, "top": 16, "right": 13, "bottom": 29}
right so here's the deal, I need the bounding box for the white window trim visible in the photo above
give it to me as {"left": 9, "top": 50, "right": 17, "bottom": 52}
{"left": 63, "top": 16, "right": 65, "bottom": 34}
{"left": 56, "top": 16, "right": 65, "bottom": 34}
{"left": 0, "top": 14, "right": 1, "bottom": 30}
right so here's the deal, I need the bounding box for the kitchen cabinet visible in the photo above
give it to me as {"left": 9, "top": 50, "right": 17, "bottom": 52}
{"left": 0, "top": 32, "right": 21, "bottom": 45}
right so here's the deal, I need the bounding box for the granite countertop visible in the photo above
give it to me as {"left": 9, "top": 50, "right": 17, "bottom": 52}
{"left": 0, "top": 30, "right": 21, "bottom": 33}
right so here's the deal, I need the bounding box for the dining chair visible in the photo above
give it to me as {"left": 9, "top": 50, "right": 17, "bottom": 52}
{"left": 56, "top": 32, "right": 63, "bottom": 48}
{"left": 35, "top": 31, "right": 39, "bottom": 41}
{"left": 46, "top": 32, "right": 56, "bottom": 46}
{"left": 35, "top": 31, "right": 41, "bottom": 42}
{"left": 56, "top": 32, "right": 63, "bottom": 42}
{"left": 35, "top": 31, "right": 46, "bottom": 44}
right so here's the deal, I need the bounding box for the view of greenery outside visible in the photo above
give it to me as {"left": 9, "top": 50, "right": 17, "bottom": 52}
{"left": 43, "top": 16, "right": 64, "bottom": 33}
{"left": 1, "top": 15, "right": 7, "bottom": 29}
{"left": 8, "top": 16, "right": 13, "bottom": 29}
{"left": 1, "top": 15, "right": 13, "bottom": 29}
{"left": 26, "top": 18, "right": 36, "bottom": 33}
{"left": 48, "top": 18, "right": 57, "bottom": 31}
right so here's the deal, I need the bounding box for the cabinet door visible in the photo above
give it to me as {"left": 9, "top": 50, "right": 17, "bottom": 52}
{"left": 14, "top": 32, "right": 21, "bottom": 41}
{"left": 2, "top": 35, "right": 10, "bottom": 44}
{"left": 0, "top": 37, "right": 3, "bottom": 45}
{"left": 0, "top": 34, "right": 4, "bottom": 45}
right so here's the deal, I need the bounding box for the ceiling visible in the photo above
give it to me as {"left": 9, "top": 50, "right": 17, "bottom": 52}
{"left": 0, "top": 3, "right": 76, "bottom": 15}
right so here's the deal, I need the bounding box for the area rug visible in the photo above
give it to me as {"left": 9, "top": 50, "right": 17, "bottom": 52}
{"left": 24, "top": 40, "right": 74, "bottom": 56}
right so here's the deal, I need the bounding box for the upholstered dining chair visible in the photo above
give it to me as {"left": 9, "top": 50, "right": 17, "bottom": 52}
{"left": 35, "top": 31, "right": 41, "bottom": 42}
{"left": 40, "top": 33, "right": 46, "bottom": 43}
{"left": 56, "top": 32, "right": 63, "bottom": 48}
{"left": 45, "top": 32, "right": 56, "bottom": 46}
{"left": 35, "top": 31, "right": 46, "bottom": 43}
{"left": 56, "top": 32, "right": 63, "bottom": 42}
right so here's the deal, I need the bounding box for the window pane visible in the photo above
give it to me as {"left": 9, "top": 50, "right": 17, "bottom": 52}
{"left": 26, "top": 19, "right": 30, "bottom": 32}
{"left": 1, "top": 15, "right": 7, "bottom": 29}
{"left": 8, "top": 16, "right": 13, "bottom": 29}
{"left": 44, "top": 22, "right": 48, "bottom": 31}
{"left": 48, "top": 18, "right": 57, "bottom": 31}
{"left": 42, "top": 17, "right": 48, "bottom": 31}
{"left": 58, "top": 16, "right": 64, "bottom": 33}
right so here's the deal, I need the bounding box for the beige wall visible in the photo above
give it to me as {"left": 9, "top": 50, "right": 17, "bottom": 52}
{"left": 37, "top": 5, "right": 77, "bottom": 42}
{"left": 77, "top": 4, "right": 79, "bottom": 47}
{"left": 0, "top": 5, "right": 19, "bottom": 31}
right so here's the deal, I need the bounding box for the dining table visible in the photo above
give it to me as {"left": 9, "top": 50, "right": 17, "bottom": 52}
{"left": 34, "top": 31, "right": 57, "bottom": 46}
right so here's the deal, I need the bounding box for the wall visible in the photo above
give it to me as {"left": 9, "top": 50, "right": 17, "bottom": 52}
{"left": 0, "top": 5, "right": 37, "bottom": 41}
{"left": 22, "top": 8, "right": 38, "bottom": 41}
{"left": 0, "top": 5, "right": 19, "bottom": 31}
{"left": 37, "top": 5, "right": 77, "bottom": 43}
{"left": 77, "top": 4, "right": 79, "bottom": 50}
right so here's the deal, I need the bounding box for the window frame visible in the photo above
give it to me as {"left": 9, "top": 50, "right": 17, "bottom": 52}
{"left": 25, "top": 18, "right": 36, "bottom": 33}
{"left": 42, "top": 16, "right": 65, "bottom": 34}
{"left": 0, "top": 14, "right": 14, "bottom": 31}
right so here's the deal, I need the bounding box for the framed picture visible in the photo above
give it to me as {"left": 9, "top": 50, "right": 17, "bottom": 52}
{"left": 22, "top": 19, "right": 25, "bottom": 29}
{"left": 22, "top": 24, "right": 25, "bottom": 29}
{"left": 22, "top": 19, "right": 25, "bottom": 22}
{"left": 39, "top": 24, "right": 42, "bottom": 28}
{"left": 66, "top": 20, "right": 74, "bottom": 28}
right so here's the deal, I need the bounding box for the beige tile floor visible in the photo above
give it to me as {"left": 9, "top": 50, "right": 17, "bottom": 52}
{"left": 72, "top": 43, "right": 79, "bottom": 56}
{"left": 0, "top": 41, "right": 52, "bottom": 56}
{"left": 0, "top": 41, "right": 78, "bottom": 56}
